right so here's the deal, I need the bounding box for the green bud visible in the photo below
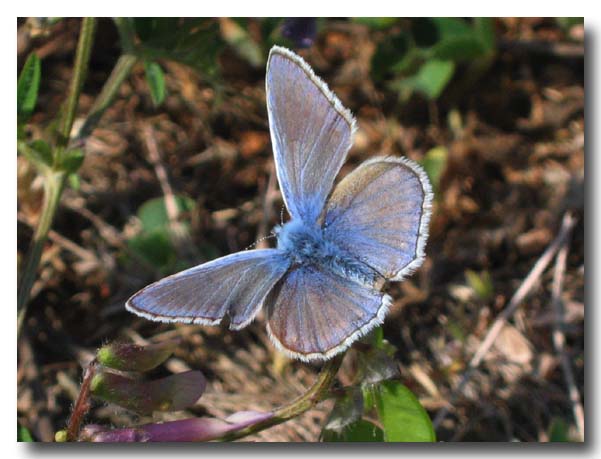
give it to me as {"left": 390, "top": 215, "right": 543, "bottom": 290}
{"left": 96, "top": 339, "right": 181, "bottom": 372}
{"left": 54, "top": 429, "right": 68, "bottom": 442}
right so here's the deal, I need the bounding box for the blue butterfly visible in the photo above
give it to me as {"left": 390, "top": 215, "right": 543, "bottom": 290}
{"left": 126, "top": 46, "right": 433, "bottom": 362}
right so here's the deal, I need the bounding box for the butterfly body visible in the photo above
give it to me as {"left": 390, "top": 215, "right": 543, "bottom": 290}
{"left": 274, "top": 219, "right": 381, "bottom": 288}
{"left": 126, "top": 46, "right": 433, "bottom": 362}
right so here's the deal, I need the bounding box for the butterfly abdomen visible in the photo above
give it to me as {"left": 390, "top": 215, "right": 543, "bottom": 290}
{"left": 275, "top": 219, "right": 379, "bottom": 287}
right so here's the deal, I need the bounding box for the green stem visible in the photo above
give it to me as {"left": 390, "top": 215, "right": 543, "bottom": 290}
{"left": 76, "top": 53, "right": 138, "bottom": 141}
{"left": 112, "top": 17, "right": 136, "bottom": 54}
{"left": 55, "top": 17, "right": 97, "bottom": 160}
{"left": 17, "top": 172, "right": 66, "bottom": 337}
{"left": 18, "top": 18, "right": 97, "bottom": 337}
{"left": 220, "top": 354, "right": 345, "bottom": 442}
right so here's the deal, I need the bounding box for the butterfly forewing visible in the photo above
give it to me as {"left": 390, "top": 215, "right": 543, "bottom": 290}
{"left": 265, "top": 264, "right": 391, "bottom": 361}
{"left": 126, "top": 249, "right": 290, "bottom": 329}
{"left": 324, "top": 157, "right": 433, "bottom": 281}
{"left": 266, "top": 46, "right": 355, "bottom": 225}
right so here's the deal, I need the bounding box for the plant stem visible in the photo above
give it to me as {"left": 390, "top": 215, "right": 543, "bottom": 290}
{"left": 220, "top": 354, "right": 345, "bottom": 442}
{"left": 76, "top": 53, "right": 138, "bottom": 140}
{"left": 18, "top": 18, "right": 97, "bottom": 337}
{"left": 55, "top": 17, "right": 97, "bottom": 160}
{"left": 112, "top": 17, "right": 136, "bottom": 54}
{"left": 17, "top": 172, "right": 66, "bottom": 336}
{"left": 66, "top": 359, "right": 98, "bottom": 441}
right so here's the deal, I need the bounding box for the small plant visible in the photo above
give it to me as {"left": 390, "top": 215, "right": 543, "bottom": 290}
{"left": 56, "top": 330, "right": 434, "bottom": 442}
{"left": 56, "top": 338, "right": 277, "bottom": 442}
{"left": 365, "top": 18, "right": 496, "bottom": 100}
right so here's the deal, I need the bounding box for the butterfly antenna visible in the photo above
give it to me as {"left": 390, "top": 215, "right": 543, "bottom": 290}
{"left": 244, "top": 233, "right": 276, "bottom": 251}
{"left": 280, "top": 205, "right": 286, "bottom": 225}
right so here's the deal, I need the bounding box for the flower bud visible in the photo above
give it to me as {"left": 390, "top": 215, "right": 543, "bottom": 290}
{"left": 96, "top": 339, "right": 181, "bottom": 372}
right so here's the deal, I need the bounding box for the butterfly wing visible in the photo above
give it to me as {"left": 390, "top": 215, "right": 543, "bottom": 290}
{"left": 265, "top": 264, "right": 391, "bottom": 361}
{"left": 266, "top": 46, "right": 356, "bottom": 225}
{"left": 324, "top": 157, "right": 433, "bottom": 281}
{"left": 126, "top": 249, "right": 290, "bottom": 330}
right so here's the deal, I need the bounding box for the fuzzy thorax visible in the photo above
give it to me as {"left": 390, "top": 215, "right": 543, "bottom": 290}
{"left": 274, "top": 219, "right": 380, "bottom": 287}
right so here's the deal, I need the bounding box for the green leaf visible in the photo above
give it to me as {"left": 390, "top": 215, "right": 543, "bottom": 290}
{"left": 322, "top": 419, "right": 384, "bottom": 442}
{"left": 17, "top": 53, "right": 41, "bottom": 125}
{"left": 375, "top": 381, "right": 436, "bottom": 442}
{"left": 260, "top": 17, "right": 285, "bottom": 48}
{"left": 556, "top": 17, "right": 584, "bottom": 31}
{"left": 473, "top": 18, "right": 496, "bottom": 53}
{"left": 68, "top": 173, "right": 81, "bottom": 190}
{"left": 371, "top": 32, "right": 414, "bottom": 81}
{"left": 128, "top": 195, "right": 196, "bottom": 270}
{"left": 421, "top": 18, "right": 494, "bottom": 61}
{"left": 365, "top": 326, "right": 384, "bottom": 348}
{"left": 353, "top": 18, "right": 399, "bottom": 30}
{"left": 144, "top": 61, "right": 166, "bottom": 107}
{"left": 447, "top": 320, "right": 466, "bottom": 342}
{"left": 19, "top": 139, "right": 54, "bottom": 170}
{"left": 393, "top": 59, "right": 455, "bottom": 100}
{"left": 362, "top": 384, "right": 377, "bottom": 412}
{"left": 18, "top": 424, "right": 34, "bottom": 442}
{"left": 128, "top": 228, "right": 176, "bottom": 269}
{"left": 430, "top": 35, "right": 489, "bottom": 61}
{"left": 430, "top": 17, "right": 473, "bottom": 40}
{"left": 133, "top": 18, "right": 224, "bottom": 77}
{"left": 137, "top": 195, "right": 195, "bottom": 232}
{"left": 60, "top": 148, "right": 85, "bottom": 174}
{"left": 548, "top": 417, "right": 571, "bottom": 442}
{"left": 17, "top": 124, "right": 26, "bottom": 141}
{"left": 465, "top": 269, "right": 494, "bottom": 301}
{"left": 410, "top": 18, "right": 441, "bottom": 47}
{"left": 421, "top": 146, "right": 448, "bottom": 195}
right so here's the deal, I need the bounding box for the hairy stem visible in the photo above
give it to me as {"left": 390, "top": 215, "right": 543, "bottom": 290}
{"left": 220, "top": 354, "right": 345, "bottom": 442}
{"left": 66, "top": 359, "right": 98, "bottom": 441}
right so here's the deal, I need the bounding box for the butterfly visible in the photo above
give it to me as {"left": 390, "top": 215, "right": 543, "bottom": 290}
{"left": 126, "top": 46, "right": 433, "bottom": 362}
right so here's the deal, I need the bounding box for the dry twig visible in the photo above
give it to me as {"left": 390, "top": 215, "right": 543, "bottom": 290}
{"left": 139, "top": 123, "right": 198, "bottom": 262}
{"left": 433, "top": 212, "right": 577, "bottom": 429}
{"left": 551, "top": 230, "right": 584, "bottom": 441}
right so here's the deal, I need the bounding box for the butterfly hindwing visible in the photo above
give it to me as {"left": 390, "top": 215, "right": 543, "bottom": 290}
{"left": 126, "top": 249, "right": 290, "bottom": 329}
{"left": 266, "top": 46, "right": 356, "bottom": 225}
{"left": 324, "top": 157, "right": 433, "bottom": 281}
{"left": 265, "top": 264, "right": 391, "bottom": 361}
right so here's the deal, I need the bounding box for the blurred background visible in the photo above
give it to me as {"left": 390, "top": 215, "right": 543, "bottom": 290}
{"left": 17, "top": 17, "right": 584, "bottom": 442}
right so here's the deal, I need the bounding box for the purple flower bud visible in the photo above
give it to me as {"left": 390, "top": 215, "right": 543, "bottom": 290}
{"left": 84, "top": 411, "right": 273, "bottom": 442}
{"left": 281, "top": 18, "right": 317, "bottom": 49}
{"left": 90, "top": 370, "right": 206, "bottom": 414}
